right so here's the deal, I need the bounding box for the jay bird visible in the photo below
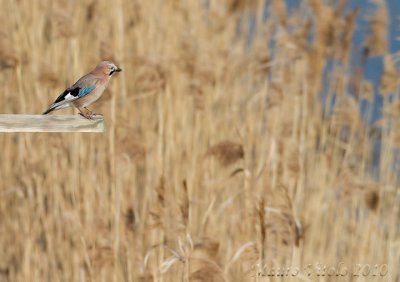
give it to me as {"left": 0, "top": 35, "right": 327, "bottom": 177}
{"left": 43, "top": 61, "right": 122, "bottom": 119}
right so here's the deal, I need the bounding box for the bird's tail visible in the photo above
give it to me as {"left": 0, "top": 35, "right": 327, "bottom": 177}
{"left": 42, "top": 107, "right": 56, "bottom": 115}
{"left": 42, "top": 101, "right": 70, "bottom": 115}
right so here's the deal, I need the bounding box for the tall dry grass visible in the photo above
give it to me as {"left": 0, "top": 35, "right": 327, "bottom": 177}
{"left": 0, "top": 0, "right": 399, "bottom": 281}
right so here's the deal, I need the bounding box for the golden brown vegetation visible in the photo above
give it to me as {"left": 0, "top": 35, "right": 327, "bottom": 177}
{"left": 0, "top": 0, "right": 399, "bottom": 281}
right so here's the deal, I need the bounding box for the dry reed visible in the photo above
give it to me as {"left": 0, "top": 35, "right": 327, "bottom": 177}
{"left": 0, "top": 0, "right": 399, "bottom": 281}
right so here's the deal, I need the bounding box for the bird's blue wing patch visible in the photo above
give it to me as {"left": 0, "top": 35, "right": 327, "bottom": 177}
{"left": 78, "top": 85, "right": 96, "bottom": 97}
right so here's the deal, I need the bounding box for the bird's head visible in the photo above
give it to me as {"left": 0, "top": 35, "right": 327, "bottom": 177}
{"left": 96, "top": 61, "right": 122, "bottom": 76}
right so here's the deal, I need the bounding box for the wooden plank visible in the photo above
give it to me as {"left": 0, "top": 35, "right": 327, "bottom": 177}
{"left": 0, "top": 114, "right": 105, "bottom": 132}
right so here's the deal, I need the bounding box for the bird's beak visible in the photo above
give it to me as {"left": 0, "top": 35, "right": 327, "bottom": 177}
{"left": 116, "top": 68, "right": 122, "bottom": 72}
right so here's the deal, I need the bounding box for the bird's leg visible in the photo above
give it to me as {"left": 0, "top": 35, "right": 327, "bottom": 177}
{"left": 78, "top": 107, "right": 93, "bottom": 120}
{"left": 84, "top": 107, "right": 94, "bottom": 115}
{"left": 84, "top": 107, "right": 101, "bottom": 117}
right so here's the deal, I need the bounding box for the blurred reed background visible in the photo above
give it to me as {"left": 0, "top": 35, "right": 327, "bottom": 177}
{"left": 0, "top": 0, "right": 399, "bottom": 281}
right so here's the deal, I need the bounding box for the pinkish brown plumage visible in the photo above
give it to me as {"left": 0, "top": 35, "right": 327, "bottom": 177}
{"left": 43, "top": 61, "right": 122, "bottom": 119}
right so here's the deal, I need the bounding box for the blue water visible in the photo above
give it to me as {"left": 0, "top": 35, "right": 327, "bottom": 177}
{"left": 351, "top": 0, "right": 400, "bottom": 122}
{"left": 284, "top": 0, "right": 400, "bottom": 122}
{"left": 267, "top": 1, "right": 399, "bottom": 175}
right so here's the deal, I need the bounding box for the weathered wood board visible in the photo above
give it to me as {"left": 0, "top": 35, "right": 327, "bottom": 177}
{"left": 0, "top": 115, "right": 105, "bottom": 132}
